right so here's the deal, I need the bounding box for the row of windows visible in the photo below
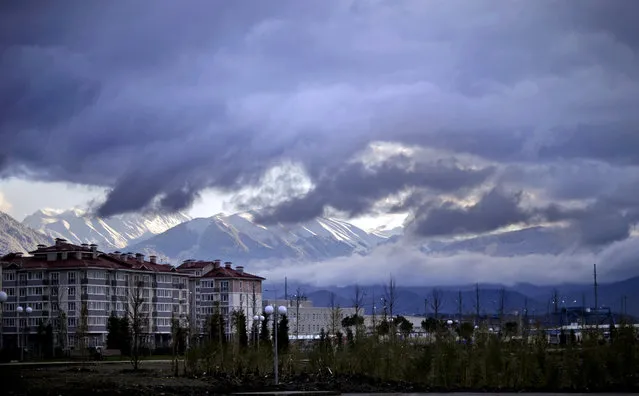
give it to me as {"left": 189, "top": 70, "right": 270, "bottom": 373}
{"left": 3, "top": 270, "right": 188, "bottom": 284}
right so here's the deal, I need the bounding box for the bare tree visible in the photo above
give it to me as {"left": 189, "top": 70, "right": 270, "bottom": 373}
{"left": 352, "top": 285, "right": 366, "bottom": 338}
{"left": 474, "top": 283, "right": 481, "bottom": 325}
{"left": 76, "top": 301, "right": 89, "bottom": 361}
{"left": 351, "top": 284, "right": 365, "bottom": 318}
{"left": 498, "top": 287, "right": 507, "bottom": 327}
{"left": 457, "top": 290, "right": 463, "bottom": 322}
{"left": 49, "top": 284, "right": 68, "bottom": 355}
{"left": 125, "top": 282, "right": 148, "bottom": 371}
{"left": 430, "top": 288, "right": 443, "bottom": 320}
{"left": 328, "top": 292, "right": 342, "bottom": 336}
{"left": 384, "top": 276, "right": 398, "bottom": 338}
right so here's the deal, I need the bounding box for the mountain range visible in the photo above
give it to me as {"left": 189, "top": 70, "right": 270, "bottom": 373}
{"left": 0, "top": 211, "right": 53, "bottom": 254}
{"left": 126, "top": 212, "right": 388, "bottom": 263}
{"left": 23, "top": 208, "right": 191, "bottom": 250}
{"left": 268, "top": 278, "right": 639, "bottom": 318}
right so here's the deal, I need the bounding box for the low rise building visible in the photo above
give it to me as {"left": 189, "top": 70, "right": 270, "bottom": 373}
{"left": 263, "top": 298, "right": 356, "bottom": 337}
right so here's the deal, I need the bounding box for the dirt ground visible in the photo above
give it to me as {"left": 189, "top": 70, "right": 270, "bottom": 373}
{"left": 0, "top": 361, "right": 426, "bottom": 395}
{"left": 1, "top": 362, "right": 212, "bottom": 396}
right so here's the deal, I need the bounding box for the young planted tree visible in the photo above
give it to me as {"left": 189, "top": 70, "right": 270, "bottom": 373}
{"left": 125, "top": 282, "right": 148, "bottom": 370}
{"left": 384, "top": 276, "right": 398, "bottom": 338}
{"left": 351, "top": 285, "right": 366, "bottom": 338}
{"left": 328, "top": 292, "right": 342, "bottom": 337}
{"left": 430, "top": 288, "right": 443, "bottom": 320}
{"left": 474, "top": 283, "right": 481, "bottom": 325}
{"left": 76, "top": 301, "right": 89, "bottom": 361}
{"left": 498, "top": 287, "right": 507, "bottom": 330}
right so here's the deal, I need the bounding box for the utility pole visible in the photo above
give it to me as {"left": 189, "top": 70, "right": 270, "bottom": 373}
{"left": 424, "top": 298, "right": 428, "bottom": 318}
{"left": 593, "top": 264, "right": 599, "bottom": 329}
{"left": 290, "top": 287, "right": 307, "bottom": 339}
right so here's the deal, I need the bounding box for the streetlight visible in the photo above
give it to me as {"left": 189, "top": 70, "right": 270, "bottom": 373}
{"left": 17, "top": 305, "right": 32, "bottom": 361}
{"left": 264, "top": 304, "right": 287, "bottom": 385}
{"left": 0, "top": 291, "right": 7, "bottom": 350}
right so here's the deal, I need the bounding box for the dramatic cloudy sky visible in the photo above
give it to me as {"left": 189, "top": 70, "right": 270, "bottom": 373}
{"left": 1, "top": 0, "right": 639, "bottom": 284}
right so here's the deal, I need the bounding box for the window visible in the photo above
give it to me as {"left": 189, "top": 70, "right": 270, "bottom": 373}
{"left": 19, "top": 288, "right": 26, "bottom": 297}
{"left": 50, "top": 272, "right": 59, "bottom": 284}
{"left": 143, "top": 275, "right": 149, "bottom": 282}
{"left": 68, "top": 302, "right": 76, "bottom": 312}
{"left": 5, "top": 303, "right": 16, "bottom": 311}
{"left": 87, "top": 270, "right": 106, "bottom": 280}
{"left": 220, "top": 281, "right": 229, "bottom": 292}
{"left": 68, "top": 272, "right": 76, "bottom": 284}
{"left": 68, "top": 317, "right": 77, "bottom": 327}
{"left": 27, "top": 287, "right": 43, "bottom": 296}
{"left": 116, "top": 272, "right": 126, "bottom": 281}
{"left": 19, "top": 274, "right": 26, "bottom": 283}
{"left": 5, "top": 288, "right": 15, "bottom": 296}
{"left": 221, "top": 294, "right": 229, "bottom": 302}
{"left": 239, "top": 281, "right": 243, "bottom": 292}
{"left": 27, "top": 271, "right": 43, "bottom": 280}
{"left": 116, "top": 287, "right": 126, "bottom": 296}
{"left": 87, "top": 286, "right": 106, "bottom": 295}
{"left": 88, "top": 301, "right": 107, "bottom": 310}
{"left": 3, "top": 318, "right": 16, "bottom": 327}
{"left": 3, "top": 272, "right": 15, "bottom": 281}
{"left": 68, "top": 287, "right": 76, "bottom": 297}
{"left": 34, "top": 302, "right": 43, "bottom": 310}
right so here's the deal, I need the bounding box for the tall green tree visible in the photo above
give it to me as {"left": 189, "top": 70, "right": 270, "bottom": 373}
{"left": 232, "top": 310, "right": 249, "bottom": 348}
{"left": 277, "top": 314, "right": 290, "bottom": 353}
{"left": 259, "top": 313, "right": 271, "bottom": 344}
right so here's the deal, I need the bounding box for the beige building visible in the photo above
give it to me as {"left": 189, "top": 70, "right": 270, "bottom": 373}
{"left": 263, "top": 298, "right": 356, "bottom": 337}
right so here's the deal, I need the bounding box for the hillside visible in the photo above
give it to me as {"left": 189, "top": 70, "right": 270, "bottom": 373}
{"left": 23, "top": 208, "right": 191, "bottom": 250}
{"left": 126, "top": 212, "right": 388, "bottom": 263}
{"left": 0, "top": 211, "right": 53, "bottom": 255}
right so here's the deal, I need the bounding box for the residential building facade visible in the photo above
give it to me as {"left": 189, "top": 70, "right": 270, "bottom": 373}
{"left": 0, "top": 239, "right": 264, "bottom": 351}
{"left": 263, "top": 298, "right": 356, "bottom": 337}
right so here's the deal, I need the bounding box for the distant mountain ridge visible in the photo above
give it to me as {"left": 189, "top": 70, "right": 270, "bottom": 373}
{"left": 126, "top": 212, "right": 389, "bottom": 263}
{"left": 0, "top": 211, "right": 53, "bottom": 255}
{"left": 23, "top": 208, "right": 191, "bottom": 250}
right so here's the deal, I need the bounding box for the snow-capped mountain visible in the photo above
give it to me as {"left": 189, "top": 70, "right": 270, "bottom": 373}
{"left": 126, "top": 212, "right": 389, "bottom": 263}
{"left": 0, "top": 211, "right": 53, "bottom": 255}
{"left": 23, "top": 208, "right": 191, "bottom": 250}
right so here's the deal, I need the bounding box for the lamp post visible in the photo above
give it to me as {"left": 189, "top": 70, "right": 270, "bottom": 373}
{"left": 16, "top": 305, "right": 32, "bottom": 361}
{"left": 264, "top": 304, "right": 287, "bottom": 385}
{"left": 0, "top": 291, "right": 8, "bottom": 351}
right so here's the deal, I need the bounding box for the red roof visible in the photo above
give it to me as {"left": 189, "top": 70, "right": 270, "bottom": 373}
{"left": 200, "top": 265, "right": 264, "bottom": 280}
{"left": 2, "top": 242, "right": 263, "bottom": 279}
{"left": 176, "top": 260, "right": 211, "bottom": 270}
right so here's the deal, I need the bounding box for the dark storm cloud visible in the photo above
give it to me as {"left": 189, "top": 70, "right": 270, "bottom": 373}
{"left": 1, "top": 0, "right": 639, "bottom": 243}
{"left": 254, "top": 155, "right": 494, "bottom": 224}
{"left": 408, "top": 188, "right": 531, "bottom": 237}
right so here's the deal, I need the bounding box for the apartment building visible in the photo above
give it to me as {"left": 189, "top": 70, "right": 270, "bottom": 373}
{"left": 176, "top": 259, "right": 264, "bottom": 336}
{"left": 0, "top": 239, "right": 264, "bottom": 350}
